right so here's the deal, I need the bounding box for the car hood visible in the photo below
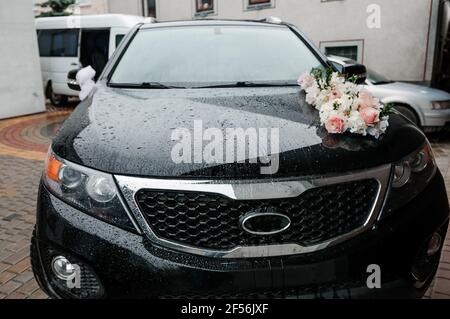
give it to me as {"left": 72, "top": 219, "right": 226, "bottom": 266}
{"left": 372, "top": 82, "right": 450, "bottom": 101}
{"left": 52, "top": 85, "right": 426, "bottom": 179}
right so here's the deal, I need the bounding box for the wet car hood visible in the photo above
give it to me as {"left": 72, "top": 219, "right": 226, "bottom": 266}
{"left": 52, "top": 85, "right": 426, "bottom": 179}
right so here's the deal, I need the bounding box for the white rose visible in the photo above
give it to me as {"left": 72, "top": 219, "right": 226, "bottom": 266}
{"left": 347, "top": 110, "right": 367, "bottom": 135}
{"left": 305, "top": 85, "right": 319, "bottom": 105}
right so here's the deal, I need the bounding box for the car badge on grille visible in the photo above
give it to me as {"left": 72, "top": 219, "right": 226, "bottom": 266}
{"left": 240, "top": 212, "right": 291, "bottom": 236}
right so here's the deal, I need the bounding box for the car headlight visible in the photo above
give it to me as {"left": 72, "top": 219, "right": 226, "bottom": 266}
{"left": 383, "top": 143, "right": 437, "bottom": 217}
{"left": 43, "top": 150, "right": 138, "bottom": 232}
{"left": 431, "top": 100, "right": 450, "bottom": 110}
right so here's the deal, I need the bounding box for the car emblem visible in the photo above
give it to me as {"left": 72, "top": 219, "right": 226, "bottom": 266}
{"left": 240, "top": 212, "right": 291, "bottom": 236}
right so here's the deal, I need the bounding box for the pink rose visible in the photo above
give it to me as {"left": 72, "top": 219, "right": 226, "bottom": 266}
{"left": 325, "top": 116, "right": 346, "bottom": 134}
{"left": 357, "top": 91, "right": 375, "bottom": 109}
{"left": 297, "top": 72, "right": 314, "bottom": 88}
{"left": 360, "top": 107, "right": 380, "bottom": 125}
{"left": 297, "top": 72, "right": 307, "bottom": 85}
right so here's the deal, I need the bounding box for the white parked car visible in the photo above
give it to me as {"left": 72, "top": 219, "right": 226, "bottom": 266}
{"left": 35, "top": 14, "right": 150, "bottom": 106}
{"left": 328, "top": 55, "right": 450, "bottom": 130}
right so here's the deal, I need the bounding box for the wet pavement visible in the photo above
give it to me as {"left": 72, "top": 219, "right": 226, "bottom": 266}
{"left": 0, "top": 105, "right": 449, "bottom": 299}
{"left": 0, "top": 105, "right": 73, "bottom": 299}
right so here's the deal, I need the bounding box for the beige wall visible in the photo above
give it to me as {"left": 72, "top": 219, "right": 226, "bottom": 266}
{"left": 108, "top": 0, "right": 142, "bottom": 15}
{"left": 77, "top": 0, "right": 109, "bottom": 14}
{"left": 32, "top": 0, "right": 439, "bottom": 82}
{"left": 155, "top": 0, "right": 438, "bottom": 82}
{"left": 1, "top": 0, "right": 45, "bottom": 119}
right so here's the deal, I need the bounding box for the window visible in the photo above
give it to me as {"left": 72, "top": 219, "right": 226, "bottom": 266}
{"left": 110, "top": 25, "right": 323, "bottom": 87}
{"left": 116, "top": 34, "right": 125, "bottom": 48}
{"left": 37, "top": 30, "right": 52, "bottom": 57}
{"left": 147, "top": 0, "right": 156, "bottom": 18}
{"left": 320, "top": 40, "right": 364, "bottom": 63}
{"left": 65, "top": 29, "right": 79, "bottom": 56}
{"left": 247, "top": 0, "right": 273, "bottom": 10}
{"left": 50, "top": 29, "right": 79, "bottom": 57}
{"left": 38, "top": 29, "right": 79, "bottom": 57}
{"left": 325, "top": 46, "right": 358, "bottom": 61}
{"left": 51, "top": 31, "right": 65, "bottom": 56}
{"left": 249, "top": 0, "right": 271, "bottom": 5}
{"left": 196, "top": 0, "right": 214, "bottom": 13}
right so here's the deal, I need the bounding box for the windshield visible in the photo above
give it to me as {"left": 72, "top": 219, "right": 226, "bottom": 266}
{"left": 367, "top": 68, "right": 392, "bottom": 85}
{"left": 109, "top": 25, "right": 323, "bottom": 88}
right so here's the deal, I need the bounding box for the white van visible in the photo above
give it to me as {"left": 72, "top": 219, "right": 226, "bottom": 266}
{"left": 35, "top": 14, "right": 149, "bottom": 106}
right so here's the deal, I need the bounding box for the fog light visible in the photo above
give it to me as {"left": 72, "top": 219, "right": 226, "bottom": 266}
{"left": 427, "top": 232, "right": 442, "bottom": 257}
{"left": 51, "top": 256, "right": 77, "bottom": 281}
{"left": 411, "top": 228, "right": 445, "bottom": 288}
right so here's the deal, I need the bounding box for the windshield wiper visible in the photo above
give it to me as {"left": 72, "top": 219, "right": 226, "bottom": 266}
{"left": 108, "top": 82, "right": 185, "bottom": 89}
{"left": 194, "top": 81, "right": 299, "bottom": 89}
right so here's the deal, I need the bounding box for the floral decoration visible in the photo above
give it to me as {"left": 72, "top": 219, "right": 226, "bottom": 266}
{"left": 298, "top": 68, "right": 392, "bottom": 138}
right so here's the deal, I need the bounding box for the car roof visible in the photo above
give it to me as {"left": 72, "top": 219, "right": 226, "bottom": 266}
{"left": 139, "top": 19, "right": 288, "bottom": 30}
{"left": 35, "top": 14, "right": 149, "bottom": 29}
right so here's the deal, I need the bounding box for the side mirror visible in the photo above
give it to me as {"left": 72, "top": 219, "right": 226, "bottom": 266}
{"left": 67, "top": 69, "right": 81, "bottom": 91}
{"left": 341, "top": 63, "right": 367, "bottom": 85}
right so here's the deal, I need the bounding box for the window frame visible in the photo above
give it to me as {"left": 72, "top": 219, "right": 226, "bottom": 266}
{"left": 194, "top": 0, "right": 216, "bottom": 16}
{"left": 319, "top": 40, "right": 364, "bottom": 63}
{"left": 245, "top": 0, "right": 274, "bottom": 11}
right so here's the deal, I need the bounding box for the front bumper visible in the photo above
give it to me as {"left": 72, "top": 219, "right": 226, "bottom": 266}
{"left": 32, "top": 171, "right": 449, "bottom": 299}
{"left": 423, "top": 108, "right": 450, "bottom": 127}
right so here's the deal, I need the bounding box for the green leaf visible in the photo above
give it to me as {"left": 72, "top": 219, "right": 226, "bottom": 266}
{"left": 380, "top": 103, "right": 394, "bottom": 117}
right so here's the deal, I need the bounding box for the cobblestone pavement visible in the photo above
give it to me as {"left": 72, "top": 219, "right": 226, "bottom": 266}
{"left": 0, "top": 105, "right": 450, "bottom": 299}
{"left": 0, "top": 104, "right": 74, "bottom": 299}
{"left": 424, "top": 134, "right": 450, "bottom": 298}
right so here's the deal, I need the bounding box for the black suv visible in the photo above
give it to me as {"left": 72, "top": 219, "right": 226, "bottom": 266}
{"left": 31, "top": 20, "right": 449, "bottom": 299}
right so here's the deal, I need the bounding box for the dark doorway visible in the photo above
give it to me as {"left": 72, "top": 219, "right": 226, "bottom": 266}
{"left": 147, "top": 0, "right": 156, "bottom": 18}
{"left": 439, "top": 29, "right": 450, "bottom": 93}
{"left": 80, "top": 29, "right": 110, "bottom": 80}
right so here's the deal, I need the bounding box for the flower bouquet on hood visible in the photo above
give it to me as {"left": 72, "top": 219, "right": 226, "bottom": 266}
{"left": 298, "top": 68, "right": 392, "bottom": 139}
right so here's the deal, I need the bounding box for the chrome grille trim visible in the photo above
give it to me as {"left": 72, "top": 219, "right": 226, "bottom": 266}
{"left": 115, "top": 164, "right": 392, "bottom": 258}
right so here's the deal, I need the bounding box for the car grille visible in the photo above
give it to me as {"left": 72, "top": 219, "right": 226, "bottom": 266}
{"left": 159, "top": 280, "right": 365, "bottom": 299}
{"left": 135, "top": 179, "right": 379, "bottom": 250}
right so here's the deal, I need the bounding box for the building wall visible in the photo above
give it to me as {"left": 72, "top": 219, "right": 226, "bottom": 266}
{"left": 0, "top": 0, "right": 45, "bottom": 119}
{"left": 155, "top": 0, "right": 437, "bottom": 83}
{"left": 32, "top": 0, "right": 439, "bottom": 83}
{"left": 76, "top": 0, "right": 109, "bottom": 15}
{"left": 108, "top": 0, "right": 142, "bottom": 15}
